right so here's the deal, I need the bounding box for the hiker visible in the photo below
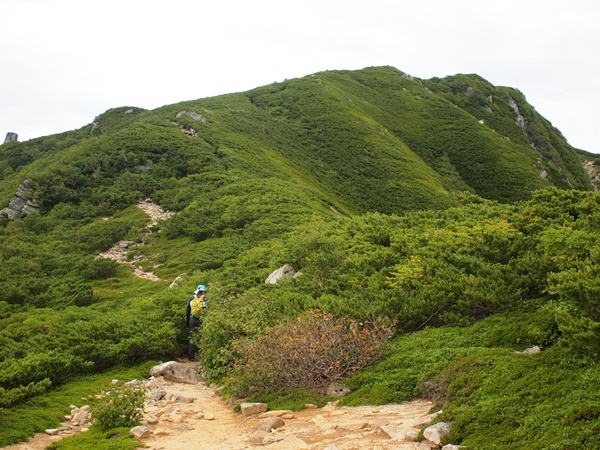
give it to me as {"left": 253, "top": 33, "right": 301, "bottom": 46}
{"left": 186, "top": 284, "right": 207, "bottom": 361}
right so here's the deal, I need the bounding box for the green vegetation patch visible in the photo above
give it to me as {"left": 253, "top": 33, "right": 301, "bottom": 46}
{"left": 0, "top": 362, "right": 155, "bottom": 447}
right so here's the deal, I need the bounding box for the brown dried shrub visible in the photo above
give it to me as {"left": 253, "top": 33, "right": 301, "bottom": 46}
{"left": 229, "top": 310, "right": 395, "bottom": 395}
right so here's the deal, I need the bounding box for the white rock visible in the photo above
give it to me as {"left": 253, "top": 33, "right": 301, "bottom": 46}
{"left": 129, "top": 425, "right": 151, "bottom": 439}
{"left": 423, "top": 422, "right": 451, "bottom": 446}
{"left": 149, "top": 361, "right": 204, "bottom": 384}
{"left": 265, "top": 264, "right": 297, "bottom": 284}
{"left": 240, "top": 402, "right": 268, "bottom": 416}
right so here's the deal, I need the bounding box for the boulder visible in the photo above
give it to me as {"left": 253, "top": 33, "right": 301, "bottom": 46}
{"left": 265, "top": 264, "right": 298, "bottom": 284}
{"left": 149, "top": 361, "right": 204, "bottom": 384}
{"left": 326, "top": 381, "right": 351, "bottom": 397}
{"left": 254, "top": 416, "right": 285, "bottom": 432}
{"left": 423, "top": 422, "right": 451, "bottom": 446}
{"left": 129, "top": 425, "right": 151, "bottom": 439}
{"left": 240, "top": 402, "right": 268, "bottom": 416}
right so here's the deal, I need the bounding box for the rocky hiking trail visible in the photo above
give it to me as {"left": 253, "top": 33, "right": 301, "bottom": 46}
{"left": 97, "top": 199, "right": 174, "bottom": 282}
{"left": 5, "top": 362, "right": 449, "bottom": 450}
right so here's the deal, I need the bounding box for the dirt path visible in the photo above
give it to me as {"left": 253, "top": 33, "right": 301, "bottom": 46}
{"left": 5, "top": 363, "right": 438, "bottom": 450}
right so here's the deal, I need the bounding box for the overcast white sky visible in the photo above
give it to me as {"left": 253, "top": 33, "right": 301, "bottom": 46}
{"left": 1, "top": 0, "right": 599, "bottom": 154}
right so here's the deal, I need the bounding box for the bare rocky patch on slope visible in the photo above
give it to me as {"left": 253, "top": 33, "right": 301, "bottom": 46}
{"left": 97, "top": 199, "right": 174, "bottom": 281}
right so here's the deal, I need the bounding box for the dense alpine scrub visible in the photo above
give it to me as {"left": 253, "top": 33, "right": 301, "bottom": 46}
{"left": 0, "top": 66, "right": 598, "bottom": 447}
{"left": 199, "top": 188, "right": 599, "bottom": 448}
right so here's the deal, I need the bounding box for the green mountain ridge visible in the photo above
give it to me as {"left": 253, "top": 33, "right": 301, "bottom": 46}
{"left": 1, "top": 66, "right": 599, "bottom": 448}
{"left": 0, "top": 66, "right": 593, "bottom": 218}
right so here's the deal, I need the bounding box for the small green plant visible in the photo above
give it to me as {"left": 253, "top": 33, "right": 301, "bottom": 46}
{"left": 91, "top": 384, "right": 146, "bottom": 431}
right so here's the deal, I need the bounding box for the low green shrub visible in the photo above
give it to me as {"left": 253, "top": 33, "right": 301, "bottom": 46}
{"left": 91, "top": 384, "right": 146, "bottom": 431}
{"left": 47, "top": 427, "right": 141, "bottom": 450}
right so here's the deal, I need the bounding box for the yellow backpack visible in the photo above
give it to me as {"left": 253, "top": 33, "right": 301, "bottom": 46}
{"left": 191, "top": 295, "right": 205, "bottom": 318}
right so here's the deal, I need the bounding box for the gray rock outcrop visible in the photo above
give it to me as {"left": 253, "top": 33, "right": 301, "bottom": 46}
{"left": 508, "top": 98, "right": 527, "bottom": 128}
{"left": 3, "top": 132, "right": 18, "bottom": 144}
{"left": 1, "top": 178, "right": 41, "bottom": 220}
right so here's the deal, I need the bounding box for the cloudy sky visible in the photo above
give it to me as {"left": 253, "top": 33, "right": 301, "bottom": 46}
{"left": 2, "top": 0, "right": 599, "bottom": 153}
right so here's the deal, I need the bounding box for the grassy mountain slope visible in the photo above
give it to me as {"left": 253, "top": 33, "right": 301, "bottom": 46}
{"left": 0, "top": 66, "right": 598, "bottom": 448}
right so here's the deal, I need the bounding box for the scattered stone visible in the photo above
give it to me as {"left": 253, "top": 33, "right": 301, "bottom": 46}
{"left": 523, "top": 346, "right": 541, "bottom": 355}
{"left": 129, "top": 425, "right": 151, "bottom": 439}
{"left": 152, "top": 386, "right": 167, "bottom": 401}
{"left": 45, "top": 429, "right": 60, "bottom": 436}
{"left": 240, "top": 402, "right": 268, "bottom": 416}
{"left": 144, "top": 414, "right": 159, "bottom": 425}
{"left": 174, "top": 394, "right": 195, "bottom": 403}
{"left": 418, "top": 441, "right": 437, "bottom": 450}
{"left": 254, "top": 416, "right": 285, "bottom": 433}
{"left": 264, "top": 436, "right": 308, "bottom": 449}
{"left": 249, "top": 430, "right": 270, "bottom": 445}
{"left": 380, "top": 425, "right": 418, "bottom": 441}
{"left": 153, "top": 428, "right": 170, "bottom": 436}
{"left": 258, "top": 410, "right": 294, "bottom": 419}
{"left": 304, "top": 403, "right": 318, "bottom": 409}
{"left": 203, "top": 411, "right": 215, "bottom": 420}
{"left": 164, "top": 413, "right": 184, "bottom": 423}
{"left": 112, "top": 379, "right": 122, "bottom": 385}
{"left": 322, "top": 400, "right": 339, "bottom": 412}
{"left": 442, "top": 445, "right": 463, "bottom": 449}
{"left": 311, "top": 415, "right": 328, "bottom": 427}
{"left": 423, "top": 422, "right": 451, "bottom": 446}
